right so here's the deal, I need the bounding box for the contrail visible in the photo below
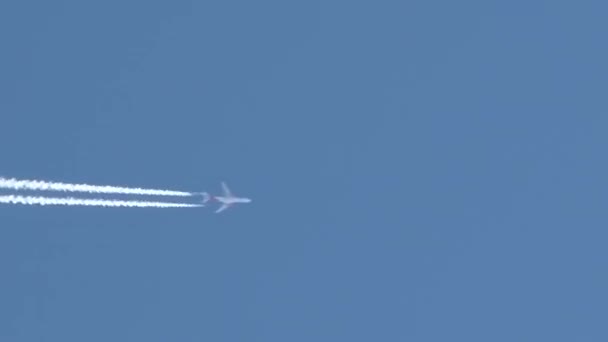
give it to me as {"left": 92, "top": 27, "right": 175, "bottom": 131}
{"left": 0, "top": 177, "right": 197, "bottom": 197}
{"left": 0, "top": 195, "right": 203, "bottom": 208}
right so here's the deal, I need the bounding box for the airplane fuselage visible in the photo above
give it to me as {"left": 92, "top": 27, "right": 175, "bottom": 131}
{"left": 214, "top": 196, "right": 252, "bottom": 204}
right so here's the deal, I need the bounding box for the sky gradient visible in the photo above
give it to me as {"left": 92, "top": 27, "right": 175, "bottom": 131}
{"left": 1, "top": 0, "right": 607, "bottom": 341}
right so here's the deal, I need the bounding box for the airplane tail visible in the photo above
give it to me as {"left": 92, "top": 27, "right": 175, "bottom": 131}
{"left": 201, "top": 192, "right": 211, "bottom": 205}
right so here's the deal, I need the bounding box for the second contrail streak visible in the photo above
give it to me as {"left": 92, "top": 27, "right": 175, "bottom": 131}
{"left": 0, "top": 195, "right": 204, "bottom": 208}
{"left": 0, "top": 177, "right": 197, "bottom": 197}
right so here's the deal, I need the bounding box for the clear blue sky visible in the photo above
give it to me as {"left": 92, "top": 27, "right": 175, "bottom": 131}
{"left": 1, "top": 0, "right": 606, "bottom": 340}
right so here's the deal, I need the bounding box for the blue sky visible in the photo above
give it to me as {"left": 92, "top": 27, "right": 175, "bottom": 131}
{"left": 1, "top": 0, "right": 607, "bottom": 340}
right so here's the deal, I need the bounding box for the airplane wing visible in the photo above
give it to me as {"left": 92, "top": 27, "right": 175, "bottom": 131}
{"left": 215, "top": 203, "right": 231, "bottom": 213}
{"left": 221, "top": 182, "right": 232, "bottom": 197}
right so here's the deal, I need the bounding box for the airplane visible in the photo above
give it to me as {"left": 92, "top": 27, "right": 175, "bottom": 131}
{"left": 201, "top": 182, "right": 252, "bottom": 213}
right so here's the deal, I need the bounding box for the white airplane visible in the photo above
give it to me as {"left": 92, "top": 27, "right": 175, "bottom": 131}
{"left": 201, "top": 182, "right": 252, "bottom": 213}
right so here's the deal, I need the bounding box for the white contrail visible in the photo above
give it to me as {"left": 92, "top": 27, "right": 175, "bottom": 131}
{"left": 0, "top": 195, "right": 203, "bottom": 208}
{"left": 0, "top": 177, "right": 197, "bottom": 197}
